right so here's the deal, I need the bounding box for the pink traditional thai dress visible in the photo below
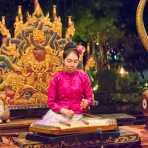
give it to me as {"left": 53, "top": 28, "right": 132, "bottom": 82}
{"left": 48, "top": 70, "right": 93, "bottom": 114}
{"left": 35, "top": 70, "right": 93, "bottom": 125}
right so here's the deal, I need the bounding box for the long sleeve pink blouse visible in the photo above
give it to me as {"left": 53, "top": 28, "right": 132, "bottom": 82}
{"left": 48, "top": 70, "right": 93, "bottom": 114}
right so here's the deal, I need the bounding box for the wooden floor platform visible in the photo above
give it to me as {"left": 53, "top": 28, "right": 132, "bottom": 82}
{"left": 0, "top": 118, "right": 37, "bottom": 136}
{"left": 12, "top": 128, "right": 141, "bottom": 148}
{"left": 121, "top": 125, "right": 148, "bottom": 148}
{"left": 0, "top": 113, "right": 136, "bottom": 136}
{"left": 1, "top": 125, "right": 147, "bottom": 147}
{"left": 0, "top": 113, "right": 147, "bottom": 147}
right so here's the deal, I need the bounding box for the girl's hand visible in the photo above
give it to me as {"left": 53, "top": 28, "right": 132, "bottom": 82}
{"left": 80, "top": 99, "right": 89, "bottom": 109}
{"left": 60, "top": 108, "right": 74, "bottom": 118}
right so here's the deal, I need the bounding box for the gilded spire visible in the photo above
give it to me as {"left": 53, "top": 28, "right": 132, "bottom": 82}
{"left": 33, "top": 0, "right": 43, "bottom": 17}
{"left": 2, "top": 16, "right": 6, "bottom": 25}
{"left": 52, "top": 5, "right": 62, "bottom": 36}
{"left": 53, "top": 5, "right": 57, "bottom": 20}
{"left": 14, "top": 6, "right": 24, "bottom": 36}
{"left": 65, "top": 16, "right": 75, "bottom": 40}
{"left": 52, "top": 16, "right": 62, "bottom": 37}
{"left": 42, "top": 13, "right": 52, "bottom": 27}
{"left": 26, "top": 11, "right": 31, "bottom": 21}
{"left": 0, "top": 16, "right": 11, "bottom": 38}
{"left": 18, "top": 5, "right": 23, "bottom": 22}
{"left": 68, "top": 16, "right": 72, "bottom": 26}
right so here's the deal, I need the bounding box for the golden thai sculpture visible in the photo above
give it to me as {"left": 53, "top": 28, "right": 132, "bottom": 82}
{"left": 136, "top": 0, "right": 148, "bottom": 51}
{"left": 0, "top": 0, "right": 75, "bottom": 108}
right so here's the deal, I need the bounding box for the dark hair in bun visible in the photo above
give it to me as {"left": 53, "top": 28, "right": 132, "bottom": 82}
{"left": 63, "top": 42, "right": 80, "bottom": 59}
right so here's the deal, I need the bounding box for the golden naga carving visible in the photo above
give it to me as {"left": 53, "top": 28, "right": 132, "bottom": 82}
{"left": 136, "top": 0, "right": 148, "bottom": 51}
{"left": 0, "top": 0, "right": 75, "bottom": 108}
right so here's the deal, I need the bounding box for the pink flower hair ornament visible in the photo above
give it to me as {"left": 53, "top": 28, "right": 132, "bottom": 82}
{"left": 76, "top": 45, "right": 85, "bottom": 55}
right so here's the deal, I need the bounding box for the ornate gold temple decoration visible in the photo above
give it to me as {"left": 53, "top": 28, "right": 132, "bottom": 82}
{"left": 18, "top": 5, "right": 23, "bottom": 22}
{"left": 33, "top": 0, "right": 44, "bottom": 17}
{"left": 53, "top": 5, "right": 57, "bottom": 19}
{"left": 52, "top": 5, "right": 62, "bottom": 37}
{"left": 136, "top": 0, "right": 148, "bottom": 51}
{"left": 14, "top": 6, "right": 24, "bottom": 36}
{"left": 32, "top": 29, "right": 46, "bottom": 43}
{"left": 0, "top": 16, "right": 11, "bottom": 38}
{"left": 65, "top": 16, "right": 75, "bottom": 40}
{"left": 0, "top": 0, "right": 75, "bottom": 107}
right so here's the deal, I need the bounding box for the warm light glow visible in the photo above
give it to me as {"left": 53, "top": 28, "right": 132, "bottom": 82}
{"left": 119, "top": 67, "right": 128, "bottom": 76}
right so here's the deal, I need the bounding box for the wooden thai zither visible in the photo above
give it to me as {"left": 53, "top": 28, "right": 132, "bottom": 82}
{"left": 29, "top": 117, "right": 118, "bottom": 135}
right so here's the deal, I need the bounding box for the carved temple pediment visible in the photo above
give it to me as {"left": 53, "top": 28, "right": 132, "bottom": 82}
{"left": 0, "top": 0, "right": 75, "bottom": 108}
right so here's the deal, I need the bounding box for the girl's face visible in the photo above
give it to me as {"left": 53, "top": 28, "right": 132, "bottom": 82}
{"left": 64, "top": 52, "right": 79, "bottom": 72}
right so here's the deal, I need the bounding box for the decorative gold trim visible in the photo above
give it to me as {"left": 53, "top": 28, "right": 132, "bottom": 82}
{"left": 136, "top": 0, "right": 148, "bottom": 51}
